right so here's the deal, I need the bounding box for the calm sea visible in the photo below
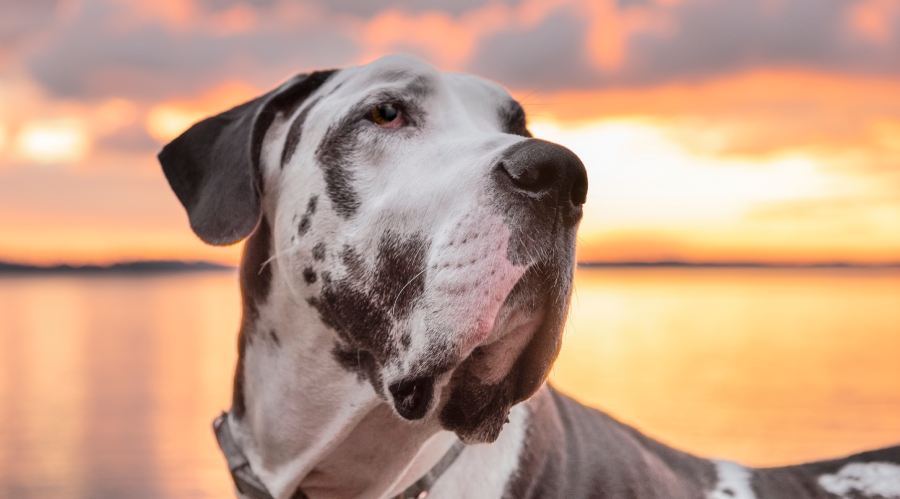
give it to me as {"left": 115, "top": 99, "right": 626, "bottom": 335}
{"left": 1, "top": 268, "right": 899, "bottom": 498}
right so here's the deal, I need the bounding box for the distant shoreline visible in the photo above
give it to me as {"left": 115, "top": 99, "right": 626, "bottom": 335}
{"left": 579, "top": 261, "right": 900, "bottom": 269}
{"left": 0, "top": 260, "right": 235, "bottom": 274}
{"left": 2, "top": 259, "right": 899, "bottom": 274}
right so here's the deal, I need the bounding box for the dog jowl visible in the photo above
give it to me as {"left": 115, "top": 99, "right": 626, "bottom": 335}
{"left": 158, "top": 55, "right": 587, "bottom": 443}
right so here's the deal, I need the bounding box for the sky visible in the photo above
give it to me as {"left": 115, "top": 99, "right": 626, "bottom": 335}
{"left": 1, "top": 0, "right": 899, "bottom": 265}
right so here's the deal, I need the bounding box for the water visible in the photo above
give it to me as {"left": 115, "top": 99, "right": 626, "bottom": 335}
{"left": 1, "top": 268, "right": 899, "bottom": 497}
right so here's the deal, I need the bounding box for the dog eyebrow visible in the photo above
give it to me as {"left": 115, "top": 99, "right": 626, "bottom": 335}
{"left": 403, "top": 75, "right": 433, "bottom": 99}
{"left": 369, "top": 68, "right": 435, "bottom": 101}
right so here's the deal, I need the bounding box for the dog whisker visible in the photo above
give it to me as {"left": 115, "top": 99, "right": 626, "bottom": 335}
{"left": 390, "top": 267, "right": 428, "bottom": 318}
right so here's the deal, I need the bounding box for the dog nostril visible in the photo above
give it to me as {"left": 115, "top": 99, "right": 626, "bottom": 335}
{"left": 388, "top": 376, "right": 434, "bottom": 420}
{"left": 502, "top": 160, "right": 555, "bottom": 194}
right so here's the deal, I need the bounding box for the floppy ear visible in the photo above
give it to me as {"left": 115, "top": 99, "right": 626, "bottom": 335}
{"left": 158, "top": 70, "right": 336, "bottom": 245}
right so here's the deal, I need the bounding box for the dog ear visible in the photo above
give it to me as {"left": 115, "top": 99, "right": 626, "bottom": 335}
{"left": 158, "top": 70, "right": 336, "bottom": 245}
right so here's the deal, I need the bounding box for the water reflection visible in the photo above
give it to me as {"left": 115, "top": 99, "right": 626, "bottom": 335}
{"left": 0, "top": 268, "right": 898, "bottom": 497}
{"left": 552, "top": 268, "right": 900, "bottom": 466}
{"left": 0, "top": 274, "right": 240, "bottom": 498}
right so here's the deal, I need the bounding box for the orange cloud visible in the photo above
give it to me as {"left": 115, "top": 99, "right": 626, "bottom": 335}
{"left": 359, "top": 10, "right": 475, "bottom": 69}
{"left": 118, "top": 0, "right": 198, "bottom": 30}
{"left": 515, "top": 69, "right": 900, "bottom": 163}
{"left": 584, "top": 0, "right": 674, "bottom": 71}
{"left": 145, "top": 80, "right": 260, "bottom": 142}
{"left": 849, "top": 0, "right": 899, "bottom": 44}
{"left": 357, "top": 3, "right": 515, "bottom": 70}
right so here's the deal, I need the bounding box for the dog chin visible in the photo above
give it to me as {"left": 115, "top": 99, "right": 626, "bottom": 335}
{"left": 435, "top": 261, "right": 568, "bottom": 442}
{"left": 439, "top": 308, "right": 557, "bottom": 442}
{"left": 384, "top": 269, "right": 541, "bottom": 415}
{"left": 385, "top": 258, "right": 568, "bottom": 435}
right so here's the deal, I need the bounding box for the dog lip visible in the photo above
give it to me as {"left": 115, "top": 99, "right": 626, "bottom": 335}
{"left": 453, "top": 263, "right": 534, "bottom": 353}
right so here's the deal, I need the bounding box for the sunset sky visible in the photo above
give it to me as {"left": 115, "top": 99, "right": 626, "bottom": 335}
{"left": 2, "top": 0, "right": 899, "bottom": 265}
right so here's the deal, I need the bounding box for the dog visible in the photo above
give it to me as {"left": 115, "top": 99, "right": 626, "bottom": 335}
{"left": 159, "top": 55, "right": 900, "bottom": 499}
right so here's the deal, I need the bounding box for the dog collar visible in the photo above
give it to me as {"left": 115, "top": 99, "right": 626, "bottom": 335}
{"left": 213, "top": 412, "right": 466, "bottom": 499}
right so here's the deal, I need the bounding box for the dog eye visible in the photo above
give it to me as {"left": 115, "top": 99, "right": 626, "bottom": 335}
{"left": 368, "top": 103, "right": 404, "bottom": 128}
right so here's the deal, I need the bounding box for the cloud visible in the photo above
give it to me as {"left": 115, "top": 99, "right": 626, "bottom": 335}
{"left": 96, "top": 122, "right": 160, "bottom": 154}
{"left": 468, "top": 7, "right": 601, "bottom": 89}
{"left": 18, "top": 0, "right": 900, "bottom": 101}
{"left": 16, "top": 0, "right": 521, "bottom": 103}
{"left": 464, "top": 0, "right": 900, "bottom": 91}
{"left": 0, "top": 0, "right": 61, "bottom": 61}
{"left": 23, "top": 0, "right": 359, "bottom": 101}
{"left": 619, "top": 0, "right": 900, "bottom": 87}
{"left": 316, "top": 0, "right": 521, "bottom": 17}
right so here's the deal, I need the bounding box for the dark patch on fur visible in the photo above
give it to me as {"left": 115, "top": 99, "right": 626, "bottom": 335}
{"left": 297, "top": 216, "right": 311, "bottom": 236}
{"left": 307, "top": 232, "right": 429, "bottom": 383}
{"left": 315, "top": 112, "right": 362, "bottom": 218}
{"left": 312, "top": 242, "right": 326, "bottom": 261}
{"left": 332, "top": 346, "right": 382, "bottom": 393}
{"left": 297, "top": 196, "right": 318, "bottom": 237}
{"left": 269, "top": 329, "right": 280, "bottom": 347}
{"left": 308, "top": 283, "right": 393, "bottom": 358}
{"left": 341, "top": 244, "right": 366, "bottom": 282}
{"left": 499, "top": 100, "right": 532, "bottom": 138}
{"left": 280, "top": 96, "right": 322, "bottom": 168}
{"left": 302, "top": 267, "right": 317, "bottom": 284}
{"left": 232, "top": 216, "right": 273, "bottom": 418}
{"left": 372, "top": 233, "right": 427, "bottom": 319}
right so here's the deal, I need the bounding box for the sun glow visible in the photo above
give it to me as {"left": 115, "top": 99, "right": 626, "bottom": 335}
{"left": 531, "top": 119, "right": 843, "bottom": 224}
{"left": 146, "top": 105, "right": 207, "bottom": 142}
{"left": 530, "top": 119, "right": 900, "bottom": 263}
{"left": 145, "top": 81, "right": 259, "bottom": 142}
{"left": 15, "top": 119, "right": 90, "bottom": 164}
{"left": 0, "top": 122, "right": 8, "bottom": 154}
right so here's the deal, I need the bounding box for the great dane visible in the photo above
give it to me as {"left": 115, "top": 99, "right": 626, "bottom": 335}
{"left": 159, "top": 55, "right": 900, "bottom": 499}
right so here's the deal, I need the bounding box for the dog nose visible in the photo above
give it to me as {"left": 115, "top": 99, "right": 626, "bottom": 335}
{"left": 496, "top": 139, "right": 588, "bottom": 218}
{"left": 388, "top": 376, "right": 435, "bottom": 420}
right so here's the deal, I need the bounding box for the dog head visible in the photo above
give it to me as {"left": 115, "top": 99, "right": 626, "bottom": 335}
{"left": 159, "top": 55, "right": 587, "bottom": 443}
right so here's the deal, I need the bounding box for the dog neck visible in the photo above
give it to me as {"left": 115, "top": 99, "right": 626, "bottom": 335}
{"left": 227, "top": 227, "right": 459, "bottom": 498}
